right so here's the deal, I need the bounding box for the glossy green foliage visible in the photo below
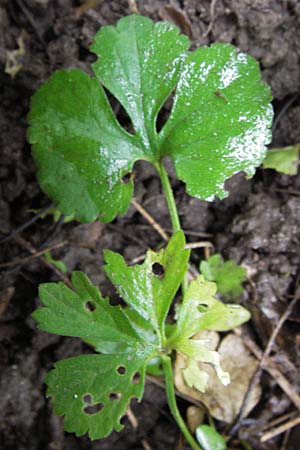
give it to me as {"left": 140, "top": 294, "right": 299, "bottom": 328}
{"left": 32, "top": 232, "right": 188, "bottom": 439}
{"left": 200, "top": 254, "right": 247, "bottom": 299}
{"left": 262, "top": 145, "right": 299, "bottom": 175}
{"left": 195, "top": 424, "right": 226, "bottom": 450}
{"left": 28, "top": 15, "right": 273, "bottom": 222}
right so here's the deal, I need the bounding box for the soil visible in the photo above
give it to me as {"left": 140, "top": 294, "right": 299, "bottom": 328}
{"left": 1, "top": 1, "right": 300, "bottom": 449}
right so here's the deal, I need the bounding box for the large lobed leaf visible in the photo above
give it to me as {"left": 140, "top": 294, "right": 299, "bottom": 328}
{"left": 28, "top": 15, "right": 273, "bottom": 222}
{"left": 33, "top": 232, "right": 188, "bottom": 439}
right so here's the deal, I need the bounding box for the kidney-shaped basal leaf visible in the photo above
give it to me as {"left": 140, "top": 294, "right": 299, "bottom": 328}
{"left": 46, "top": 353, "right": 147, "bottom": 439}
{"left": 28, "top": 15, "right": 273, "bottom": 222}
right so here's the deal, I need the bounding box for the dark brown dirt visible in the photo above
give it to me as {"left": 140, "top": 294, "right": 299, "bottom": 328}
{"left": 1, "top": 1, "right": 300, "bottom": 449}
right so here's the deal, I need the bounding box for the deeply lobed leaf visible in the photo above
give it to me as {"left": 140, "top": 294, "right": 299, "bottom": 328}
{"left": 46, "top": 354, "right": 147, "bottom": 439}
{"left": 28, "top": 15, "right": 273, "bottom": 222}
{"left": 33, "top": 232, "right": 188, "bottom": 439}
{"left": 200, "top": 254, "right": 247, "bottom": 299}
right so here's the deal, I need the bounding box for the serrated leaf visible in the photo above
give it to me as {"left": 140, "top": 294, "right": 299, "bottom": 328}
{"left": 46, "top": 353, "right": 147, "bottom": 439}
{"left": 104, "top": 230, "right": 190, "bottom": 339}
{"left": 195, "top": 425, "right": 226, "bottom": 450}
{"left": 33, "top": 271, "right": 150, "bottom": 354}
{"left": 28, "top": 15, "right": 272, "bottom": 222}
{"left": 262, "top": 145, "right": 300, "bottom": 175}
{"left": 33, "top": 233, "right": 187, "bottom": 439}
{"left": 200, "top": 254, "right": 247, "bottom": 299}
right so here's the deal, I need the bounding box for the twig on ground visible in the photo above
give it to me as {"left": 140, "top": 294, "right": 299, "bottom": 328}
{"left": 131, "top": 198, "right": 169, "bottom": 241}
{"left": 16, "top": 0, "right": 46, "bottom": 45}
{"left": 126, "top": 406, "right": 153, "bottom": 450}
{"left": 203, "top": 0, "right": 219, "bottom": 36}
{"left": 231, "top": 288, "right": 300, "bottom": 436}
{"left": 0, "top": 203, "right": 54, "bottom": 245}
{"left": 260, "top": 416, "right": 300, "bottom": 443}
{"left": 12, "top": 237, "right": 71, "bottom": 287}
{"left": 280, "top": 428, "right": 291, "bottom": 450}
{"left": 0, "top": 241, "right": 67, "bottom": 269}
{"left": 128, "top": 0, "right": 140, "bottom": 14}
{"left": 107, "top": 223, "right": 148, "bottom": 248}
{"left": 272, "top": 94, "right": 299, "bottom": 132}
{"left": 74, "top": 0, "right": 103, "bottom": 17}
{"left": 262, "top": 411, "right": 298, "bottom": 431}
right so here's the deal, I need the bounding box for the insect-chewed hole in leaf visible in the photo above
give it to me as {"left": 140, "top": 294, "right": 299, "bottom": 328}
{"left": 84, "top": 402, "right": 104, "bottom": 415}
{"left": 122, "top": 172, "right": 134, "bottom": 184}
{"left": 156, "top": 90, "right": 175, "bottom": 133}
{"left": 85, "top": 301, "right": 96, "bottom": 312}
{"left": 83, "top": 394, "right": 92, "bottom": 403}
{"left": 103, "top": 87, "right": 135, "bottom": 135}
{"left": 117, "top": 365, "right": 126, "bottom": 375}
{"left": 109, "top": 392, "right": 121, "bottom": 401}
{"left": 132, "top": 372, "right": 141, "bottom": 385}
{"left": 152, "top": 262, "right": 165, "bottom": 277}
{"left": 198, "top": 304, "right": 209, "bottom": 313}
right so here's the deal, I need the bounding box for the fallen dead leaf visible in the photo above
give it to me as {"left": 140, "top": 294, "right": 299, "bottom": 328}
{"left": 0, "top": 287, "right": 15, "bottom": 317}
{"left": 175, "top": 332, "right": 261, "bottom": 423}
{"left": 159, "top": 5, "right": 193, "bottom": 39}
{"left": 186, "top": 405, "right": 205, "bottom": 434}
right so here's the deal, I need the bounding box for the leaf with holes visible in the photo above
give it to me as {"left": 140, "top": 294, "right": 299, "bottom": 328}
{"left": 200, "top": 254, "right": 247, "bottom": 299}
{"left": 167, "top": 275, "right": 249, "bottom": 389}
{"left": 32, "top": 232, "right": 189, "bottom": 439}
{"left": 104, "top": 230, "right": 190, "bottom": 339}
{"left": 46, "top": 354, "right": 146, "bottom": 439}
{"left": 168, "top": 275, "right": 250, "bottom": 342}
{"left": 28, "top": 14, "right": 273, "bottom": 223}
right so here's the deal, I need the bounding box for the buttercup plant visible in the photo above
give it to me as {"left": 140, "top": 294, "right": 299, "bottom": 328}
{"left": 28, "top": 15, "right": 273, "bottom": 449}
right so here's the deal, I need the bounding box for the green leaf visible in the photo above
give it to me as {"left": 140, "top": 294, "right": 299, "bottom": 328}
{"left": 169, "top": 275, "right": 250, "bottom": 342}
{"left": 28, "top": 15, "right": 272, "bottom": 223}
{"left": 28, "top": 69, "right": 143, "bottom": 223}
{"left": 33, "top": 233, "right": 188, "bottom": 439}
{"left": 46, "top": 353, "right": 147, "bottom": 439}
{"left": 178, "top": 339, "right": 230, "bottom": 386}
{"left": 33, "top": 271, "right": 148, "bottom": 355}
{"left": 262, "top": 145, "right": 300, "bottom": 175}
{"left": 104, "top": 230, "right": 190, "bottom": 338}
{"left": 44, "top": 251, "right": 68, "bottom": 273}
{"left": 195, "top": 424, "right": 226, "bottom": 450}
{"left": 182, "top": 358, "right": 209, "bottom": 393}
{"left": 168, "top": 276, "right": 249, "bottom": 388}
{"left": 200, "top": 254, "right": 247, "bottom": 299}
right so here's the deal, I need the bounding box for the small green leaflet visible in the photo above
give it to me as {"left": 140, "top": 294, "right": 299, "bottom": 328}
{"left": 200, "top": 254, "right": 247, "bottom": 299}
{"left": 262, "top": 145, "right": 300, "bottom": 175}
{"left": 28, "top": 15, "right": 273, "bottom": 223}
{"left": 167, "top": 275, "right": 250, "bottom": 390}
{"left": 195, "top": 424, "right": 226, "bottom": 450}
{"left": 44, "top": 251, "right": 68, "bottom": 273}
{"left": 32, "top": 232, "right": 188, "bottom": 439}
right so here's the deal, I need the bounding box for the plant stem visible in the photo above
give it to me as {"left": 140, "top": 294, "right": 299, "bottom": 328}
{"left": 162, "top": 355, "right": 202, "bottom": 450}
{"left": 156, "top": 161, "right": 181, "bottom": 233}
{"left": 156, "top": 161, "right": 188, "bottom": 293}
